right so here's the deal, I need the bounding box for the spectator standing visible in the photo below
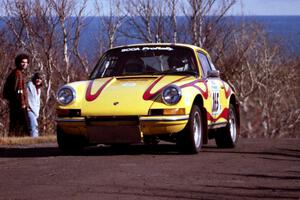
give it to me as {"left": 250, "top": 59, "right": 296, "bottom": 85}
{"left": 27, "top": 73, "right": 42, "bottom": 137}
{"left": 3, "top": 54, "right": 30, "bottom": 136}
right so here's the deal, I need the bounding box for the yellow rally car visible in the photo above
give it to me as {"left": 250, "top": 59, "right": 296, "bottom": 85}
{"left": 56, "top": 43, "right": 240, "bottom": 154}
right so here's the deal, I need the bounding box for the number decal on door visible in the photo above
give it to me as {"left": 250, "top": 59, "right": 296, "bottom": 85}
{"left": 212, "top": 92, "right": 219, "bottom": 114}
{"left": 210, "top": 81, "right": 221, "bottom": 116}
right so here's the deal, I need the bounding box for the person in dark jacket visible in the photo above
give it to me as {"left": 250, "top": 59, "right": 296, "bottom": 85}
{"left": 3, "top": 54, "right": 30, "bottom": 136}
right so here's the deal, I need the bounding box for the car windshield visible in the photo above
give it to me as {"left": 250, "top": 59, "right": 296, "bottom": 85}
{"left": 90, "top": 46, "right": 198, "bottom": 79}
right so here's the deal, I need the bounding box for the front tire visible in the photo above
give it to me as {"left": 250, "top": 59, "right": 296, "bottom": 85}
{"left": 57, "top": 127, "right": 87, "bottom": 154}
{"left": 215, "top": 104, "right": 238, "bottom": 148}
{"left": 177, "top": 105, "right": 203, "bottom": 154}
{"left": 143, "top": 136, "right": 160, "bottom": 145}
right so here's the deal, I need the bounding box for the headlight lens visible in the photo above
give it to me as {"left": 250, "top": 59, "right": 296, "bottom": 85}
{"left": 57, "top": 86, "right": 76, "bottom": 105}
{"left": 162, "top": 85, "right": 182, "bottom": 105}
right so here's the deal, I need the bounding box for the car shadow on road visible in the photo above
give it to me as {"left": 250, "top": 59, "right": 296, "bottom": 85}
{"left": 83, "top": 143, "right": 185, "bottom": 156}
{"left": 205, "top": 148, "right": 300, "bottom": 161}
{"left": 0, "top": 146, "right": 60, "bottom": 157}
{"left": 1, "top": 142, "right": 299, "bottom": 158}
{"left": 0, "top": 143, "right": 197, "bottom": 157}
{"left": 0, "top": 142, "right": 236, "bottom": 157}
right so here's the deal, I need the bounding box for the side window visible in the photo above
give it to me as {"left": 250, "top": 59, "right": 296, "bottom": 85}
{"left": 197, "top": 52, "right": 212, "bottom": 78}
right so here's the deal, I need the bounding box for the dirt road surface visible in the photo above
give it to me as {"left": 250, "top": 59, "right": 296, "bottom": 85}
{"left": 0, "top": 138, "right": 299, "bottom": 200}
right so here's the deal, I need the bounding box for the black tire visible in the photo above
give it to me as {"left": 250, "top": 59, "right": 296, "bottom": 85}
{"left": 177, "top": 105, "right": 203, "bottom": 154}
{"left": 215, "top": 104, "right": 238, "bottom": 148}
{"left": 143, "top": 136, "right": 160, "bottom": 145}
{"left": 57, "top": 127, "right": 87, "bottom": 154}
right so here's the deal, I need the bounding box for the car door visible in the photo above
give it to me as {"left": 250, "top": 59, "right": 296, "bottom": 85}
{"left": 196, "top": 51, "right": 227, "bottom": 126}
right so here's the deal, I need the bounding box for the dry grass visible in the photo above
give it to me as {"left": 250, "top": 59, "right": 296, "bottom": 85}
{"left": 0, "top": 135, "right": 57, "bottom": 145}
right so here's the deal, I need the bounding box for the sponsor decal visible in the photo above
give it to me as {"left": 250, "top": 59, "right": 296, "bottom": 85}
{"left": 121, "top": 47, "right": 140, "bottom": 52}
{"left": 121, "top": 47, "right": 174, "bottom": 52}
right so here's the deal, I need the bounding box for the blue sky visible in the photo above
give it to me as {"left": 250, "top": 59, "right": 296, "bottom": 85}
{"left": 2, "top": 0, "right": 298, "bottom": 16}
{"left": 88, "top": 0, "right": 300, "bottom": 16}
{"left": 230, "top": 0, "right": 300, "bottom": 15}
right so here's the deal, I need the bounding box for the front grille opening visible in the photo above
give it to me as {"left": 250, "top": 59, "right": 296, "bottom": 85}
{"left": 149, "top": 109, "right": 164, "bottom": 116}
{"left": 86, "top": 116, "right": 139, "bottom": 122}
{"left": 57, "top": 109, "right": 81, "bottom": 117}
{"left": 85, "top": 116, "right": 139, "bottom": 126}
{"left": 149, "top": 108, "right": 185, "bottom": 116}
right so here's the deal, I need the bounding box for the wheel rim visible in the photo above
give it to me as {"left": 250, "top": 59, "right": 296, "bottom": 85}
{"left": 229, "top": 108, "right": 237, "bottom": 142}
{"left": 193, "top": 111, "right": 202, "bottom": 148}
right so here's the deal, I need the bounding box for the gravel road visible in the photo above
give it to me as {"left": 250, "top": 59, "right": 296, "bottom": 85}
{"left": 0, "top": 138, "right": 299, "bottom": 200}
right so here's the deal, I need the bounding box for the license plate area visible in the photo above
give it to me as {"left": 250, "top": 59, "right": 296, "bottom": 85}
{"left": 87, "top": 125, "right": 141, "bottom": 144}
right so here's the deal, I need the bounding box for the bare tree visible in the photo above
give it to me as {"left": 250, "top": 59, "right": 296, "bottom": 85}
{"left": 217, "top": 21, "right": 300, "bottom": 138}
{"left": 95, "top": 0, "right": 125, "bottom": 49}
{"left": 182, "top": 0, "right": 236, "bottom": 47}
{"left": 122, "top": 0, "right": 154, "bottom": 42}
{"left": 0, "top": 0, "right": 90, "bottom": 136}
{"left": 0, "top": 0, "right": 299, "bottom": 139}
{"left": 50, "top": 0, "right": 89, "bottom": 82}
{"left": 69, "top": 0, "right": 90, "bottom": 76}
{"left": 0, "top": 30, "right": 16, "bottom": 137}
{"left": 121, "top": 0, "right": 169, "bottom": 43}
{"left": 169, "top": 0, "right": 178, "bottom": 43}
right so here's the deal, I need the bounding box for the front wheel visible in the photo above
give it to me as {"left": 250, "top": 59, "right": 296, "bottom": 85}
{"left": 143, "top": 136, "right": 160, "bottom": 145}
{"left": 57, "top": 127, "right": 87, "bottom": 154}
{"left": 215, "top": 104, "right": 238, "bottom": 148}
{"left": 177, "top": 105, "right": 203, "bottom": 154}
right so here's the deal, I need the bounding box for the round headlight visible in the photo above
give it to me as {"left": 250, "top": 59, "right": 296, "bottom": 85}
{"left": 162, "top": 85, "right": 182, "bottom": 105}
{"left": 57, "top": 86, "right": 76, "bottom": 105}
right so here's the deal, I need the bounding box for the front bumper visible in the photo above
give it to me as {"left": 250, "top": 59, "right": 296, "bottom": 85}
{"left": 56, "top": 115, "right": 189, "bottom": 144}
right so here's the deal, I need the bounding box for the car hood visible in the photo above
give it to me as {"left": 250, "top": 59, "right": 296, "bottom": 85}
{"left": 64, "top": 75, "right": 196, "bottom": 116}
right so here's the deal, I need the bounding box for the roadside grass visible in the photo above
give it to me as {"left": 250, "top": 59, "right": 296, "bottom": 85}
{"left": 0, "top": 135, "right": 57, "bottom": 145}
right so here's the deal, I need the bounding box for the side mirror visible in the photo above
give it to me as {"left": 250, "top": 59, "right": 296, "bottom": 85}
{"left": 207, "top": 70, "right": 220, "bottom": 78}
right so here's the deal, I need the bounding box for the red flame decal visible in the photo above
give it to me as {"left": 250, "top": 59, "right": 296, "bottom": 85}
{"left": 85, "top": 77, "right": 114, "bottom": 101}
{"left": 180, "top": 79, "right": 209, "bottom": 99}
{"left": 207, "top": 108, "right": 229, "bottom": 122}
{"left": 143, "top": 76, "right": 210, "bottom": 100}
{"left": 143, "top": 76, "right": 188, "bottom": 100}
{"left": 222, "top": 81, "right": 231, "bottom": 99}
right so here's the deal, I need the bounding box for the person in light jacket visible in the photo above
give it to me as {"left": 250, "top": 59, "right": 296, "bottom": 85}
{"left": 27, "top": 73, "right": 43, "bottom": 137}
